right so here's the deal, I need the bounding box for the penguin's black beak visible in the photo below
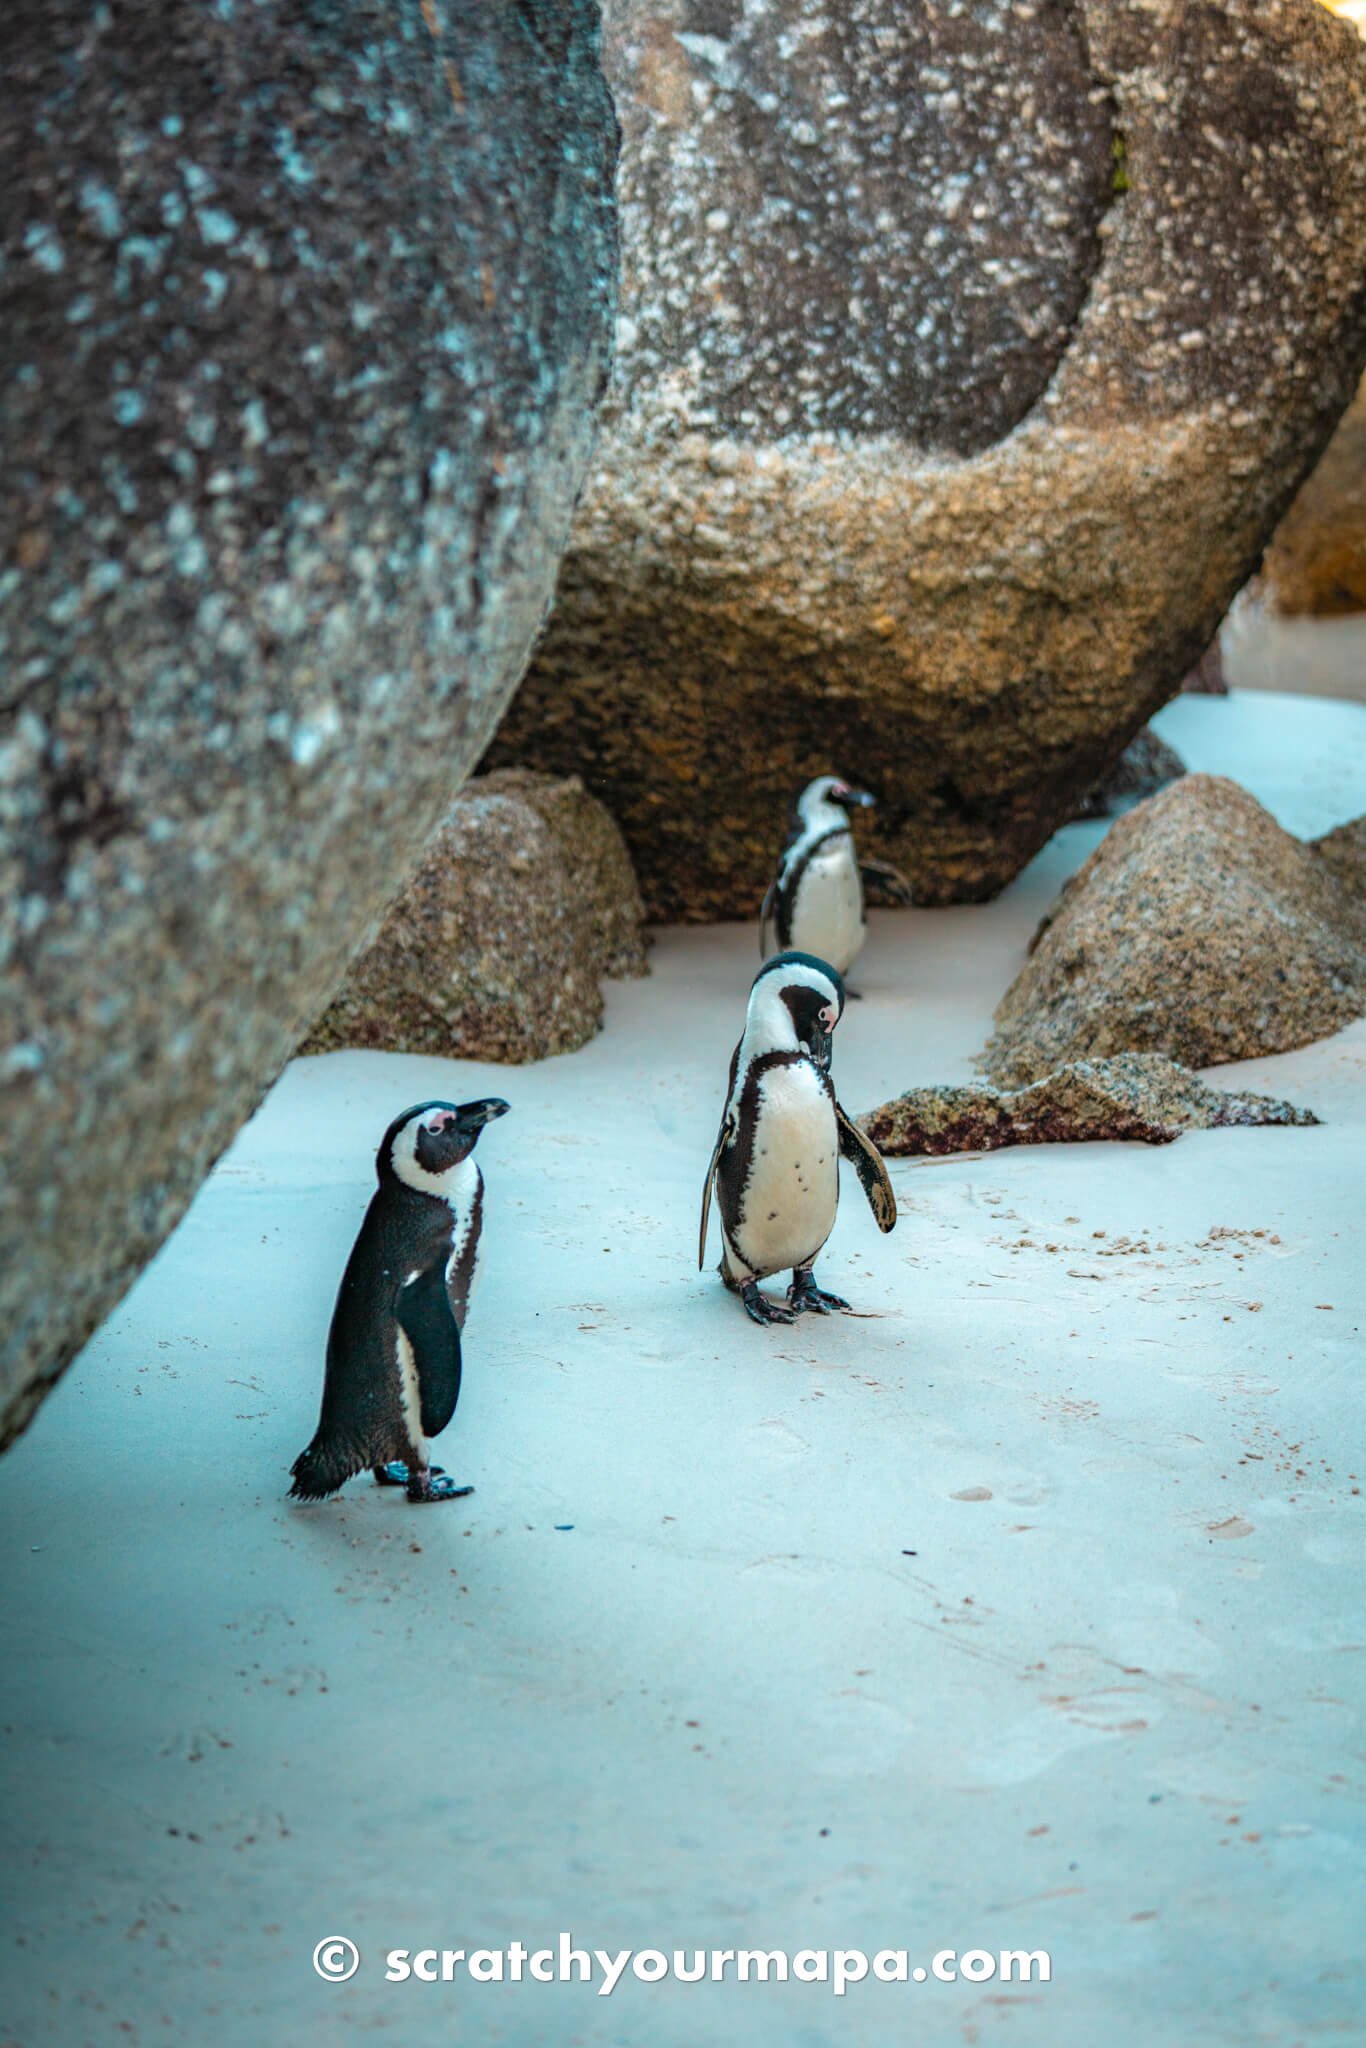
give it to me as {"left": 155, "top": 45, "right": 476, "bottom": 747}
{"left": 457, "top": 1098, "right": 511, "bottom": 1132}
{"left": 807, "top": 1001, "right": 839, "bottom": 1072}
{"left": 833, "top": 785, "right": 876, "bottom": 812}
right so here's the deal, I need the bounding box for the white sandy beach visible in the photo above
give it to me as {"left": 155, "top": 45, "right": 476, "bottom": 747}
{"left": 1, "top": 689, "right": 1363, "bottom": 2048}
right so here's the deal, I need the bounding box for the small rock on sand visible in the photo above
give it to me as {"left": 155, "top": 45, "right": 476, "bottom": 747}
{"left": 303, "top": 773, "right": 647, "bottom": 1064}
{"left": 861, "top": 1053, "right": 1317, "bottom": 1157}
{"left": 984, "top": 778, "right": 1366, "bottom": 1085}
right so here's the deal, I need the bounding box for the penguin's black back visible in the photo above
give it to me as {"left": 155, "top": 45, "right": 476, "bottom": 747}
{"left": 290, "top": 1182, "right": 463, "bottom": 1498}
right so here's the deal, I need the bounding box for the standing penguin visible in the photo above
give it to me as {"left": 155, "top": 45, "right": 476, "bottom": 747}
{"left": 290, "top": 1098, "right": 509, "bottom": 1504}
{"left": 699, "top": 952, "right": 897, "bottom": 1325}
{"left": 759, "top": 775, "right": 913, "bottom": 980}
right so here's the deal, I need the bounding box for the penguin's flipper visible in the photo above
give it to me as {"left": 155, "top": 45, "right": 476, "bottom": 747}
{"left": 698, "top": 1109, "right": 736, "bottom": 1270}
{"left": 859, "top": 858, "right": 915, "bottom": 906}
{"left": 835, "top": 1102, "right": 898, "bottom": 1232}
{"left": 395, "top": 1264, "right": 463, "bottom": 1438}
{"left": 759, "top": 878, "right": 776, "bottom": 959}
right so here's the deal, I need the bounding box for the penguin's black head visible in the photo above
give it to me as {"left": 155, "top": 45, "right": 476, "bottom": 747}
{"left": 827, "top": 778, "right": 876, "bottom": 813}
{"left": 749, "top": 952, "right": 845, "bottom": 1068}
{"left": 379, "top": 1098, "right": 511, "bottom": 1192}
{"left": 797, "top": 774, "right": 876, "bottom": 823}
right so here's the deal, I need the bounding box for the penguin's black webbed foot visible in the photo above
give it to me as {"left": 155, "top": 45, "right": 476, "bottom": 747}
{"left": 406, "top": 1468, "right": 475, "bottom": 1504}
{"left": 374, "top": 1460, "right": 448, "bottom": 1488}
{"left": 740, "top": 1279, "right": 796, "bottom": 1326}
{"left": 788, "top": 1271, "right": 851, "bottom": 1315}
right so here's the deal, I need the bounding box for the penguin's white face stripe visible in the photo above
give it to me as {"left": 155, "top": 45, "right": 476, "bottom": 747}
{"left": 745, "top": 963, "right": 842, "bottom": 1054}
{"left": 390, "top": 1116, "right": 467, "bottom": 1196}
{"left": 779, "top": 784, "right": 855, "bottom": 890}
{"left": 792, "top": 776, "right": 853, "bottom": 841}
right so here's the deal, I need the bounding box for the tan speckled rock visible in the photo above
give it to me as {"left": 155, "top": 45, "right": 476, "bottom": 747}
{"left": 477, "top": 769, "right": 649, "bottom": 979}
{"left": 1261, "top": 373, "right": 1366, "bottom": 616}
{"left": 1311, "top": 813, "right": 1366, "bottom": 896}
{"left": 489, "top": 0, "right": 1366, "bottom": 917}
{"left": 304, "top": 775, "right": 648, "bottom": 1062}
{"left": 861, "top": 1054, "right": 1318, "bottom": 1157}
{"left": 984, "top": 777, "right": 1366, "bottom": 1085}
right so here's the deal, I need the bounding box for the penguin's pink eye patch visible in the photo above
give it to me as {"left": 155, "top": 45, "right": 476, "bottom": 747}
{"left": 425, "top": 1111, "right": 457, "bottom": 1134}
{"left": 819, "top": 1003, "right": 839, "bottom": 1031}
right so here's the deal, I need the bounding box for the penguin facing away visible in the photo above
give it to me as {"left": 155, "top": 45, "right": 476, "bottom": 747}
{"left": 759, "top": 775, "right": 914, "bottom": 980}
{"left": 699, "top": 952, "right": 897, "bottom": 1325}
{"left": 290, "top": 1097, "right": 509, "bottom": 1505}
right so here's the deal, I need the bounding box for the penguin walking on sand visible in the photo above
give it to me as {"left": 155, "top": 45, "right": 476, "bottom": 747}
{"left": 290, "top": 1098, "right": 509, "bottom": 1505}
{"left": 699, "top": 952, "right": 897, "bottom": 1325}
{"left": 759, "top": 775, "right": 914, "bottom": 982}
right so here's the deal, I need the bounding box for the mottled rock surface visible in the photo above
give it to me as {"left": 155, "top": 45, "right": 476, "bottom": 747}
{"left": 303, "top": 773, "right": 647, "bottom": 1063}
{"left": 1074, "top": 727, "right": 1185, "bottom": 820}
{"left": 0, "top": 1, "right": 617, "bottom": 1449}
{"left": 1261, "top": 372, "right": 1366, "bottom": 615}
{"left": 598, "top": 0, "right": 1113, "bottom": 453}
{"left": 1311, "top": 813, "right": 1366, "bottom": 895}
{"left": 1180, "top": 640, "right": 1230, "bottom": 695}
{"left": 985, "top": 777, "right": 1366, "bottom": 1086}
{"left": 488, "top": 0, "right": 1366, "bottom": 918}
{"left": 861, "top": 1053, "right": 1317, "bottom": 1157}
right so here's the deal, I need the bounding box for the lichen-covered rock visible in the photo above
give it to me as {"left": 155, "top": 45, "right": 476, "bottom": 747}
{"left": 488, "top": 0, "right": 1366, "bottom": 918}
{"left": 477, "top": 769, "right": 649, "bottom": 979}
{"left": 0, "top": 1, "right": 617, "bottom": 1450}
{"left": 984, "top": 777, "right": 1366, "bottom": 1086}
{"left": 1260, "top": 373, "right": 1366, "bottom": 616}
{"left": 304, "top": 774, "right": 648, "bottom": 1062}
{"left": 861, "top": 1054, "right": 1317, "bottom": 1157}
{"left": 1073, "top": 728, "right": 1185, "bottom": 821}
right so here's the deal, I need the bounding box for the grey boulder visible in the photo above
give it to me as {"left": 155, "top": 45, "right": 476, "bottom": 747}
{"left": 0, "top": 0, "right": 617, "bottom": 1449}
{"left": 489, "top": 0, "right": 1366, "bottom": 917}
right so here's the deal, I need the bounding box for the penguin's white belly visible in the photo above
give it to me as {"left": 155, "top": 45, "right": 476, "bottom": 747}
{"left": 789, "top": 843, "right": 865, "bottom": 974}
{"left": 730, "top": 1064, "right": 839, "bottom": 1277}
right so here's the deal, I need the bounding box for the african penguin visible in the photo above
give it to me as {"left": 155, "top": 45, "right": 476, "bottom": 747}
{"left": 289, "top": 1097, "right": 509, "bottom": 1505}
{"left": 698, "top": 952, "right": 897, "bottom": 1325}
{"left": 759, "top": 775, "right": 913, "bottom": 980}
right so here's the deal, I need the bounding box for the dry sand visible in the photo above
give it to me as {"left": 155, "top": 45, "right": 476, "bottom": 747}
{"left": 1, "top": 690, "right": 1363, "bottom": 2047}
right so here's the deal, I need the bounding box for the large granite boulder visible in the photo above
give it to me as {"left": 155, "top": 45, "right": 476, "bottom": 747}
{"left": 861, "top": 1054, "right": 1318, "bottom": 1157}
{"left": 487, "top": 0, "right": 1366, "bottom": 918}
{"left": 984, "top": 778, "right": 1366, "bottom": 1086}
{"left": 1261, "top": 373, "right": 1366, "bottom": 615}
{"left": 303, "top": 771, "right": 648, "bottom": 1063}
{"left": 0, "top": 1, "right": 617, "bottom": 1450}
